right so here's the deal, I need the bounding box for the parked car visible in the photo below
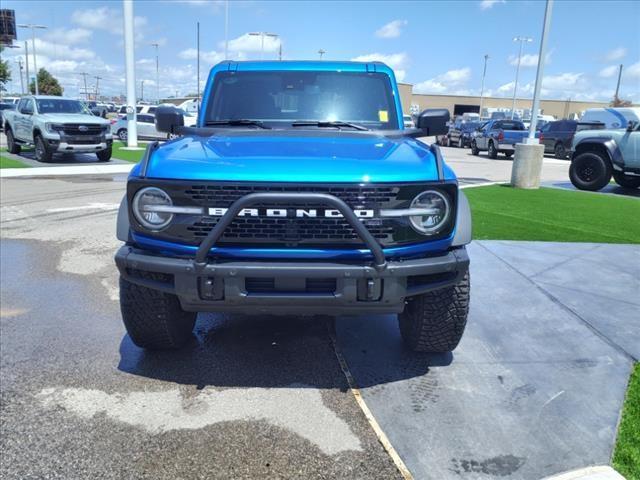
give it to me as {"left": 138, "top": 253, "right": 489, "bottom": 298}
{"left": 3, "top": 95, "right": 112, "bottom": 162}
{"left": 403, "top": 114, "right": 414, "bottom": 129}
{"left": 0, "top": 96, "right": 21, "bottom": 105}
{"left": 470, "top": 119, "right": 527, "bottom": 158}
{"left": 112, "top": 113, "right": 171, "bottom": 141}
{"left": 538, "top": 120, "right": 578, "bottom": 159}
{"left": 569, "top": 120, "right": 640, "bottom": 191}
{"left": 448, "top": 119, "right": 482, "bottom": 148}
{"left": 114, "top": 60, "right": 472, "bottom": 353}
{"left": 85, "top": 101, "right": 108, "bottom": 118}
{"left": 0, "top": 103, "right": 16, "bottom": 131}
{"left": 579, "top": 107, "right": 640, "bottom": 129}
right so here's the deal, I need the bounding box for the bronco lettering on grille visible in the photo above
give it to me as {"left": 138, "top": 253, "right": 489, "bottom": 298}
{"left": 207, "top": 207, "right": 375, "bottom": 218}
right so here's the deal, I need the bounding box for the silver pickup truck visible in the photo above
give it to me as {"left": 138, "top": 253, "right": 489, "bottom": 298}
{"left": 3, "top": 95, "right": 113, "bottom": 162}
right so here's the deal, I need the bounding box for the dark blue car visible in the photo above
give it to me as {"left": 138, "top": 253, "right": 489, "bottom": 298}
{"left": 115, "top": 61, "right": 472, "bottom": 353}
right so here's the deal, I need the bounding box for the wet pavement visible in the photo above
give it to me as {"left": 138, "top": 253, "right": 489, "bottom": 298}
{"left": 1, "top": 175, "right": 638, "bottom": 479}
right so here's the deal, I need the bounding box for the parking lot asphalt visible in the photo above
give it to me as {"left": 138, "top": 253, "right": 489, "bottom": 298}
{"left": 1, "top": 175, "right": 638, "bottom": 480}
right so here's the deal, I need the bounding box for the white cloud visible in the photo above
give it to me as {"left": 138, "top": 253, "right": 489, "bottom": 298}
{"left": 604, "top": 47, "right": 627, "bottom": 62}
{"left": 71, "top": 7, "right": 147, "bottom": 37}
{"left": 179, "top": 48, "right": 226, "bottom": 65}
{"left": 626, "top": 61, "right": 640, "bottom": 79}
{"left": 33, "top": 38, "right": 96, "bottom": 61}
{"left": 375, "top": 20, "right": 407, "bottom": 39}
{"left": 46, "top": 28, "right": 92, "bottom": 45}
{"left": 414, "top": 67, "right": 471, "bottom": 94}
{"left": 225, "top": 33, "right": 281, "bottom": 54}
{"left": 351, "top": 53, "right": 408, "bottom": 81}
{"left": 599, "top": 65, "right": 619, "bottom": 78}
{"left": 542, "top": 72, "right": 583, "bottom": 90}
{"left": 509, "top": 53, "right": 538, "bottom": 68}
{"left": 480, "top": 0, "right": 505, "bottom": 10}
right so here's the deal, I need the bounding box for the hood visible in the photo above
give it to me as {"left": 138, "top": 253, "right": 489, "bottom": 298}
{"left": 39, "top": 113, "right": 109, "bottom": 125}
{"left": 142, "top": 131, "right": 443, "bottom": 183}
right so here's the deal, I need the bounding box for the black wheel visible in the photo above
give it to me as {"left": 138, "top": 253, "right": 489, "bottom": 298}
{"left": 569, "top": 152, "right": 612, "bottom": 191}
{"left": 487, "top": 141, "right": 498, "bottom": 159}
{"left": 96, "top": 147, "right": 112, "bottom": 162}
{"left": 34, "top": 135, "right": 53, "bottom": 162}
{"left": 554, "top": 143, "right": 567, "bottom": 159}
{"left": 612, "top": 171, "right": 640, "bottom": 189}
{"left": 458, "top": 136, "right": 464, "bottom": 148}
{"left": 119, "top": 276, "right": 196, "bottom": 350}
{"left": 471, "top": 140, "right": 479, "bottom": 156}
{"left": 399, "top": 272, "right": 470, "bottom": 353}
{"left": 6, "top": 128, "right": 21, "bottom": 154}
{"left": 118, "top": 128, "right": 128, "bottom": 141}
{"left": 503, "top": 152, "right": 513, "bottom": 159}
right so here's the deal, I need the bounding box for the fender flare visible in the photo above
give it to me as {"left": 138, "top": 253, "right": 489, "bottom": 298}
{"left": 116, "top": 195, "right": 131, "bottom": 242}
{"left": 573, "top": 137, "right": 624, "bottom": 170}
{"left": 452, "top": 190, "right": 472, "bottom": 246}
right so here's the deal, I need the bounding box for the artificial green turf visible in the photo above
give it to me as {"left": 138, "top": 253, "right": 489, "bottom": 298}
{"left": 464, "top": 185, "right": 640, "bottom": 244}
{"left": 112, "top": 141, "right": 146, "bottom": 163}
{"left": 0, "top": 148, "right": 30, "bottom": 168}
{"left": 613, "top": 363, "right": 639, "bottom": 480}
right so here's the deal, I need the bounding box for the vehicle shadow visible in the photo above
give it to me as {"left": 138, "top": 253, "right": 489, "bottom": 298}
{"left": 117, "top": 312, "right": 452, "bottom": 389}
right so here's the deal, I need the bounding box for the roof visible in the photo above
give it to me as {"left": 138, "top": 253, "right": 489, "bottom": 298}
{"left": 213, "top": 60, "right": 395, "bottom": 76}
{"left": 27, "top": 95, "right": 81, "bottom": 100}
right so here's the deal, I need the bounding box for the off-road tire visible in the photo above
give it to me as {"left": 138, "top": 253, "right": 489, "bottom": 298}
{"left": 6, "top": 128, "right": 21, "bottom": 154}
{"left": 487, "top": 141, "right": 498, "bottom": 159}
{"left": 612, "top": 171, "right": 640, "bottom": 189}
{"left": 399, "top": 272, "right": 470, "bottom": 353}
{"left": 503, "top": 152, "right": 513, "bottom": 159}
{"left": 554, "top": 142, "right": 567, "bottom": 159}
{"left": 471, "top": 140, "right": 479, "bottom": 156}
{"left": 35, "top": 134, "right": 53, "bottom": 162}
{"left": 569, "top": 151, "right": 612, "bottom": 191}
{"left": 119, "top": 276, "right": 197, "bottom": 350}
{"left": 96, "top": 147, "right": 112, "bottom": 162}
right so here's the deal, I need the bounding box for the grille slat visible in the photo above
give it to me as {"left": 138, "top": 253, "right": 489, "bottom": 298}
{"left": 62, "top": 124, "right": 104, "bottom": 135}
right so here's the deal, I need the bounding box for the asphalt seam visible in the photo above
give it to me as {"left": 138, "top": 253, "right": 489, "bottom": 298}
{"left": 476, "top": 241, "right": 638, "bottom": 363}
{"left": 326, "top": 322, "right": 414, "bottom": 480}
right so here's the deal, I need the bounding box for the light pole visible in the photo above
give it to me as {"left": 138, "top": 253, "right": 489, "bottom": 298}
{"left": 510, "top": 35, "right": 533, "bottom": 119}
{"left": 249, "top": 32, "right": 279, "bottom": 60}
{"left": 318, "top": 49, "right": 326, "bottom": 60}
{"left": 16, "top": 59, "right": 25, "bottom": 94}
{"left": 224, "top": 0, "right": 229, "bottom": 60}
{"left": 123, "top": 0, "right": 138, "bottom": 148}
{"left": 141, "top": 80, "right": 145, "bottom": 102}
{"left": 614, "top": 64, "right": 623, "bottom": 103}
{"left": 18, "top": 23, "right": 47, "bottom": 95}
{"left": 24, "top": 41, "right": 30, "bottom": 93}
{"left": 150, "top": 42, "right": 160, "bottom": 103}
{"left": 479, "top": 54, "right": 489, "bottom": 119}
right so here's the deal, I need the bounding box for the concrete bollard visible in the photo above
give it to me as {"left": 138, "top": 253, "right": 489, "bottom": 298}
{"left": 511, "top": 142, "right": 545, "bottom": 189}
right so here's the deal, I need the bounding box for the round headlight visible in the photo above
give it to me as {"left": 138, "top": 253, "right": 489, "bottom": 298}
{"left": 132, "top": 187, "right": 173, "bottom": 230}
{"left": 409, "top": 190, "right": 451, "bottom": 235}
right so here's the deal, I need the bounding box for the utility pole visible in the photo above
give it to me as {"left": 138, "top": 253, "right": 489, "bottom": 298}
{"left": 18, "top": 23, "right": 48, "bottom": 95}
{"left": 224, "top": 0, "right": 229, "bottom": 60}
{"left": 318, "top": 49, "right": 326, "bottom": 60}
{"left": 614, "top": 64, "right": 623, "bottom": 102}
{"left": 141, "top": 80, "right": 144, "bottom": 102}
{"left": 510, "top": 35, "right": 533, "bottom": 119}
{"left": 123, "top": 0, "right": 138, "bottom": 147}
{"left": 479, "top": 54, "right": 489, "bottom": 119}
{"left": 94, "top": 76, "right": 102, "bottom": 100}
{"left": 16, "top": 59, "right": 25, "bottom": 94}
{"left": 197, "top": 22, "right": 200, "bottom": 111}
{"left": 78, "top": 72, "right": 89, "bottom": 100}
{"left": 24, "top": 41, "right": 30, "bottom": 93}
{"left": 150, "top": 42, "right": 160, "bottom": 103}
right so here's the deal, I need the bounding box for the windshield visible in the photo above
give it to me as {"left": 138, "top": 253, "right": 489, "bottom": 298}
{"left": 36, "top": 99, "right": 90, "bottom": 115}
{"left": 206, "top": 70, "right": 399, "bottom": 130}
{"left": 461, "top": 121, "right": 481, "bottom": 131}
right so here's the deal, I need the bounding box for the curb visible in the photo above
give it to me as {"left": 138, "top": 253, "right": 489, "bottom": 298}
{"left": 0, "top": 163, "right": 134, "bottom": 178}
{"left": 542, "top": 466, "right": 626, "bottom": 480}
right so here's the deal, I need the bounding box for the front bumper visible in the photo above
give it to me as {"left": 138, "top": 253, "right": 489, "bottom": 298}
{"left": 115, "top": 245, "right": 469, "bottom": 315}
{"left": 47, "top": 135, "right": 112, "bottom": 153}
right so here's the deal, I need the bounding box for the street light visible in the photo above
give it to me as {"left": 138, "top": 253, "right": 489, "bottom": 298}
{"left": 248, "top": 32, "right": 279, "bottom": 60}
{"left": 479, "top": 54, "right": 489, "bottom": 119}
{"left": 150, "top": 42, "right": 160, "bottom": 104}
{"left": 18, "top": 23, "right": 47, "bottom": 95}
{"left": 318, "top": 49, "right": 326, "bottom": 60}
{"left": 510, "top": 35, "right": 533, "bottom": 119}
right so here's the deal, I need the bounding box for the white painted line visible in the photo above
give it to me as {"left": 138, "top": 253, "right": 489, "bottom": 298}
{"left": 327, "top": 324, "right": 414, "bottom": 480}
{"left": 459, "top": 181, "right": 502, "bottom": 189}
{"left": 541, "top": 466, "right": 626, "bottom": 480}
{"left": 0, "top": 164, "right": 134, "bottom": 178}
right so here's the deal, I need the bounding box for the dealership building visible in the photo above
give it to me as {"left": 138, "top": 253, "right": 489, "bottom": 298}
{"left": 397, "top": 83, "right": 627, "bottom": 120}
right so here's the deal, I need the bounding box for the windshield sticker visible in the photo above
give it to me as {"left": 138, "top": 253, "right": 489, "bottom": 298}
{"left": 378, "top": 110, "right": 389, "bottom": 122}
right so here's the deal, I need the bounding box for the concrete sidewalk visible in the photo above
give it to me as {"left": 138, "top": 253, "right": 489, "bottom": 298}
{"left": 336, "top": 240, "right": 638, "bottom": 480}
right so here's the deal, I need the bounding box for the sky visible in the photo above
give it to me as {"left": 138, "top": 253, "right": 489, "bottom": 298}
{"left": 2, "top": 0, "right": 639, "bottom": 103}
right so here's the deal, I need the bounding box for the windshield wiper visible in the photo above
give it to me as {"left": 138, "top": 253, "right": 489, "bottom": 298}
{"left": 291, "top": 121, "right": 369, "bottom": 131}
{"left": 205, "top": 119, "right": 271, "bottom": 129}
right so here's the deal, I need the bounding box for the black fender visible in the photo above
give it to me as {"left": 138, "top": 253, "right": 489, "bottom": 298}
{"left": 116, "top": 195, "right": 131, "bottom": 242}
{"left": 452, "top": 190, "right": 472, "bottom": 246}
{"left": 572, "top": 137, "right": 624, "bottom": 170}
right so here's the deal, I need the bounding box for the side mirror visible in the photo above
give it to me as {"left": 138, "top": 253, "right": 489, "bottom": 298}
{"left": 155, "top": 106, "right": 184, "bottom": 134}
{"left": 416, "top": 109, "right": 450, "bottom": 136}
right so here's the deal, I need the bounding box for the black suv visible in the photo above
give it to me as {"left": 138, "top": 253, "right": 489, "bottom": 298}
{"left": 538, "top": 120, "right": 577, "bottom": 159}
{"left": 448, "top": 119, "right": 482, "bottom": 148}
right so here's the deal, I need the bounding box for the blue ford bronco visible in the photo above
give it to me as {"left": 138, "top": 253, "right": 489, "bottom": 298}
{"left": 115, "top": 61, "right": 472, "bottom": 352}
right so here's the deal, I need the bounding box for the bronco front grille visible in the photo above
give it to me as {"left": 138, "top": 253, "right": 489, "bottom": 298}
{"left": 128, "top": 180, "right": 457, "bottom": 249}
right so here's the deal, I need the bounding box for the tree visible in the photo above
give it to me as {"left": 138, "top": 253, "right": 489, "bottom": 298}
{"left": 0, "top": 46, "right": 11, "bottom": 89}
{"left": 29, "top": 68, "right": 63, "bottom": 96}
{"left": 610, "top": 96, "right": 632, "bottom": 107}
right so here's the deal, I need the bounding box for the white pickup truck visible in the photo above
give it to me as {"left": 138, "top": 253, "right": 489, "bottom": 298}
{"left": 3, "top": 95, "right": 113, "bottom": 162}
